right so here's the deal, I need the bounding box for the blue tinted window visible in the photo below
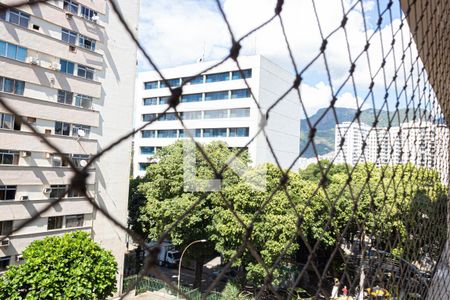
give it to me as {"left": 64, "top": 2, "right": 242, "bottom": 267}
{"left": 143, "top": 98, "right": 158, "bottom": 106}
{"left": 205, "top": 91, "right": 229, "bottom": 101}
{"left": 203, "top": 128, "right": 227, "bottom": 138}
{"left": 60, "top": 59, "right": 75, "bottom": 75}
{"left": 141, "top": 130, "right": 155, "bottom": 138}
{"left": 183, "top": 75, "right": 203, "bottom": 85}
{"left": 230, "top": 108, "right": 250, "bottom": 118}
{"left": 160, "top": 78, "right": 180, "bottom": 88}
{"left": 0, "top": 41, "right": 5, "bottom": 56}
{"left": 142, "top": 114, "right": 157, "bottom": 122}
{"left": 6, "top": 44, "right": 16, "bottom": 60}
{"left": 205, "top": 72, "right": 229, "bottom": 83}
{"left": 231, "top": 89, "right": 250, "bottom": 99}
{"left": 144, "top": 81, "right": 158, "bottom": 89}
{"left": 181, "top": 93, "right": 202, "bottom": 103}
{"left": 229, "top": 127, "right": 249, "bottom": 137}
{"left": 14, "top": 80, "right": 24, "bottom": 95}
{"left": 157, "top": 130, "right": 177, "bottom": 138}
{"left": 232, "top": 69, "right": 252, "bottom": 80}
{"left": 139, "top": 163, "right": 151, "bottom": 171}
{"left": 159, "top": 96, "right": 170, "bottom": 105}
{"left": 17, "top": 47, "right": 27, "bottom": 62}
{"left": 140, "top": 147, "right": 155, "bottom": 155}
{"left": 159, "top": 113, "right": 177, "bottom": 121}
{"left": 3, "top": 78, "right": 14, "bottom": 93}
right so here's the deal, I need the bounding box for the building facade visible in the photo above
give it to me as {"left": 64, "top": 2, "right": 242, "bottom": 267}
{"left": 0, "top": 0, "right": 139, "bottom": 292}
{"left": 335, "top": 121, "right": 448, "bottom": 182}
{"left": 133, "top": 55, "right": 301, "bottom": 177}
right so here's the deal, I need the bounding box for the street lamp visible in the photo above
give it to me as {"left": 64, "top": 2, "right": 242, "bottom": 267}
{"left": 177, "top": 239, "right": 207, "bottom": 299}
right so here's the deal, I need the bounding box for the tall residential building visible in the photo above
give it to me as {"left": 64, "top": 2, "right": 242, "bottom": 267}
{"left": 335, "top": 121, "right": 449, "bottom": 182}
{"left": 133, "top": 55, "right": 301, "bottom": 177}
{"left": 0, "top": 0, "right": 139, "bottom": 292}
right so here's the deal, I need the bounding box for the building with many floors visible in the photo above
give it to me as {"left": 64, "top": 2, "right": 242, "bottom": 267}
{"left": 335, "top": 121, "right": 448, "bottom": 182}
{"left": 133, "top": 55, "right": 301, "bottom": 177}
{"left": 0, "top": 0, "right": 139, "bottom": 293}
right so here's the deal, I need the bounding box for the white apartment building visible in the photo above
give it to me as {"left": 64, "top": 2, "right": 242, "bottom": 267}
{"left": 335, "top": 121, "right": 449, "bottom": 182}
{"left": 133, "top": 55, "right": 301, "bottom": 177}
{"left": 0, "top": 0, "right": 139, "bottom": 293}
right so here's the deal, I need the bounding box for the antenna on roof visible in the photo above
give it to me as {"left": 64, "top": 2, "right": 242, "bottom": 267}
{"left": 196, "top": 42, "right": 206, "bottom": 63}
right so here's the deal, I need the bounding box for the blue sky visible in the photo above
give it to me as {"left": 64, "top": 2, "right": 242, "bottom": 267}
{"left": 136, "top": 0, "right": 433, "bottom": 116}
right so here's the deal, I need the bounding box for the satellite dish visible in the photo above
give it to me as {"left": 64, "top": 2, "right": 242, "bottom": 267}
{"left": 77, "top": 129, "right": 86, "bottom": 137}
{"left": 79, "top": 160, "right": 87, "bottom": 167}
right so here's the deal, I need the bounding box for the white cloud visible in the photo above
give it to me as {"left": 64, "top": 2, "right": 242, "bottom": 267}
{"left": 138, "top": 0, "right": 419, "bottom": 115}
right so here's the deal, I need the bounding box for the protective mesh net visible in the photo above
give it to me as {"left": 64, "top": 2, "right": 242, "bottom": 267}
{"left": 0, "top": 0, "right": 449, "bottom": 299}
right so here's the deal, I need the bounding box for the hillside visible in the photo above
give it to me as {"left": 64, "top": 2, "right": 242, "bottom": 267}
{"left": 299, "top": 107, "right": 425, "bottom": 158}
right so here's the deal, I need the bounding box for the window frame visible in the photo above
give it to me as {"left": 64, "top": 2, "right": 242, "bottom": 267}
{"left": 54, "top": 121, "right": 71, "bottom": 136}
{"left": 57, "top": 90, "right": 74, "bottom": 105}
{"left": 47, "top": 216, "right": 63, "bottom": 230}
{"left": 0, "top": 149, "right": 19, "bottom": 165}
{"left": 77, "top": 64, "right": 94, "bottom": 80}
{"left": 49, "top": 185, "right": 67, "bottom": 199}
{"left": 65, "top": 214, "right": 84, "bottom": 228}
{"left": 0, "top": 185, "right": 16, "bottom": 201}
{"left": 0, "top": 221, "right": 13, "bottom": 236}
{"left": 61, "top": 28, "right": 78, "bottom": 45}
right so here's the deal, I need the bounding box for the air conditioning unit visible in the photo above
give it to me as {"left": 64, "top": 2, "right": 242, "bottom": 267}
{"left": 91, "top": 15, "right": 99, "bottom": 23}
{"left": 43, "top": 187, "right": 52, "bottom": 194}
{"left": 16, "top": 254, "right": 23, "bottom": 262}
{"left": 20, "top": 151, "right": 31, "bottom": 157}
{"left": 69, "top": 45, "right": 77, "bottom": 53}
{"left": 45, "top": 152, "right": 52, "bottom": 159}
{"left": 0, "top": 239, "right": 10, "bottom": 247}
{"left": 65, "top": 11, "right": 73, "bottom": 19}
{"left": 19, "top": 195, "right": 29, "bottom": 201}
{"left": 50, "top": 62, "right": 61, "bottom": 71}
{"left": 26, "top": 56, "right": 39, "bottom": 65}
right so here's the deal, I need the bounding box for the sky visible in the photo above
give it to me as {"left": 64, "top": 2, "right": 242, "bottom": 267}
{"left": 137, "top": 0, "right": 435, "bottom": 116}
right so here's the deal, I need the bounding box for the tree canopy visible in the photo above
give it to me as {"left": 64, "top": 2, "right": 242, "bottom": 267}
{"left": 0, "top": 231, "right": 117, "bottom": 300}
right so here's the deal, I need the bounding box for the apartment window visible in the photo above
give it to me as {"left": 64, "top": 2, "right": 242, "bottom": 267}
{"left": 180, "top": 93, "right": 202, "bottom": 103}
{"left": 181, "top": 111, "right": 201, "bottom": 120}
{"left": 74, "top": 94, "right": 93, "bottom": 109}
{"left": 0, "top": 185, "right": 16, "bottom": 201}
{"left": 205, "top": 72, "right": 229, "bottom": 83}
{"left": 0, "top": 41, "right": 27, "bottom": 62}
{"left": 70, "top": 154, "right": 89, "bottom": 168}
{"left": 139, "top": 163, "right": 150, "bottom": 171}
{"left": 160, "top": 78, "right": 180, "bottom": 88}
{"left": 143, "top": 97, "right": 158, "bottom": 106}
{"left": 231, "top": 89, "right": 251, "bottom": 99}
{"left": 232, "top": 69, "right": 252, "bottom": 80}
{"left": 0, "top": 221, "right": 12, "bottom": 236}
{"left": 0, "top": 7, "right": 6, "bottom": 20}
{"left": 0, "top": 113, "right": 13, "bottom": 130}
{"left": 179, "top": 129, "right": 200, "bottom": 138}
{"left": 60, "top": 59, "right": 75, "bottom": 75}
{"left": 55, "top": 122, "right": 71, "bottom": 136}
{"left": 0, "top": 77, "right": 25, "bottom": 95}
{"left": 140, "top": 147, "right": 155, "bottom": 155}
{"left": 57, "top": 90, "right": 74, "bottom": 105}
{"left": 141, "top": 130, "right": 155, "bottom": 138}
{"left": 63, "top": 0, "right": 79, "bottom": 14}
{"left": 0, "top": 257, "right": 10, "bottom": 271}
{"left": 52, "top": 154, "right": 69, "bottom": 167}
{"left": 205, "top": 91, "right": 229, "bottom": 101}
{"left": 77, "top": 65, "right": 94, "bottom": 80}
{"left": 0, "top": 149, "right": 19, "bottom": 165}
{"left": 183, "top": 75, "right": 204, "bottom": 85}
{"left": 61, "top": 28, "right": 77, "bottom": 45}
{"left": 230, "top": 108, "right": 250, "bottom": 118}
{"left": 159, "top": 113, "right": 177, "bottom": 121}
{"left": 229, "top": 127, "right": 249, "bottom": 137}
{"left": 144, "top": 81, "right": 158, "bottom": 90}
{"left": 159, "top": 96, "right": 170, "bottom": 105}
{"left": 204, "top": 109, "right": 228, "bottom": 119}
{"left": 79, "top": 35, "right": 96, "bottom": 51}
{"left": 47, "top": 216, "right": 63, "bottom": 230}
{"left": 65, "top": 214, "right": 84, "bottom": 228}
{"left": 68, "top": 188, "right": 83, "bottom": 198}
{"left": 203, "top": 128, "right": 227, "bottom": 138}
{"left": 50, "top": 185, "right": 67, "bottom": 199}
{"left": 8, "top": 9, "right": 29, "bottom": 28}
{"left": 80, "top": 5, "right": 98, "bottom": 21}
{"left": 142, "top": 113, "right": 157, "bottom": 122}
{"left": 72, "top": 124, "right": 90, "bottom": 137}
{"left": 157, "top": 129, "right": 177, "bottom": 138}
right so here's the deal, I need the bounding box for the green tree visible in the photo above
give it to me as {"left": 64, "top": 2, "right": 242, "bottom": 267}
{"left": 0, "top": 231, "right": 117, "bottom": 300}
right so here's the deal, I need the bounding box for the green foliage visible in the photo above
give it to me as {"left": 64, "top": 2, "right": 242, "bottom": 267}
{"left": 0, "top": 231, "right": 117, "bottom": 300}
{"left": 137, "top": 141, "right": 447, "bottom": 288}
{"left": 220, "top": 282, "right": 253, "bottom": 300}
{"left": 128, "top": 176, "right": 147, "bottom": 236}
